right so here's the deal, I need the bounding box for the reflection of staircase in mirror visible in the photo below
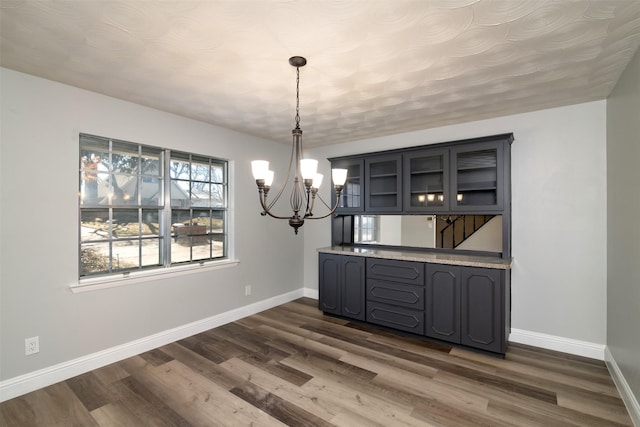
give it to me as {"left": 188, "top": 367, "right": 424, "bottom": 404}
{"left": 437, "top": 215, "right": 496, "bottom": 249}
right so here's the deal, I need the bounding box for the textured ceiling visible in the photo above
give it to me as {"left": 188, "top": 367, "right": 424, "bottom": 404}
{"left": 2, "top": 0, "right": 640, "bottom": 148}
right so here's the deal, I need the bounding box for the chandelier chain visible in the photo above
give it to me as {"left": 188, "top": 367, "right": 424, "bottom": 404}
{"left": 295, "top": 66, "right": 301, "bottom": 130}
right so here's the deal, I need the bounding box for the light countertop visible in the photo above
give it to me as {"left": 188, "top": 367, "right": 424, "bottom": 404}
{"left": 318, "top": 246, "right": 512, "bottom": 270}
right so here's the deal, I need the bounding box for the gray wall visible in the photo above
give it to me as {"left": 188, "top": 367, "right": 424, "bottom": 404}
{"left": 607, "top": 48, "right": 640, "bottom": 406}
{"left": 304, "top": 101, "right": 608, "bottom": 345}
{"left": 0, "top": 68, "right": 304, "bottom": 381}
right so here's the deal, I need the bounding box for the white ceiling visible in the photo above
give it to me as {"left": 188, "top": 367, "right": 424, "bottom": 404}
{"left": 2, "top": 0, "right": 640, "bottom": 148}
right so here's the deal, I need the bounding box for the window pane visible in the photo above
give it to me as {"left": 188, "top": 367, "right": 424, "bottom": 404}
{"left": 171, "top": 210, "right": 191, "bottom": 229}
{"left": 80, "top": 134, "right": 108, "bottom": 152}
{"left": 112, "top": 239, "right": 140, "bottom": 270}
{"left": 171, "top": 211, "right": 191, "bottom": 263}
{"left": 191, "top": 211, "right": 210, "bottom": 234}
{"left": 191, "top": 156, "right": 210, "bottom": 181}
{"left": 170, "top": 154, "right": 190, "bottom": 179}
{"left": 80, "top": 147, "right": 108, "bottom": 205}
{"left": 211, "top": 184, "right": 225, "bottom": 207}
{"left": 192, "top": 236, "right": 212, "bottom": 261}
{"left": 112, "top": 210, "right": 139, "bottom": 239}
{"left": 141, "top": 177, "right": 163, "bottom": 206}
{"left": 171, "top": 241, "right": 191, "bottom": 263}
{"left": 212, "top": 234, "right": 225, "bottom": 258}
{"left": 111, "top": 141, "right": 139, "bottom": 174}
{"left": 211, "top": 210, "right": 224, "bottom": 233}
{"left": 141, "top": 237, "right": 162, "bottom": 267}
{"left": 141, "top": 146, "right": 163, "bottom": 178}
{"left": 80, "top": 242, "right": 111, "bottom": 276}
{"left": 141, "top": 210, "right": 160, "bottom": 236}
{"left": 211, "top": 162, "right": 225, "bottom": 183}
{"left": 191, "top": 183, "right": 211, "bottom": 207}
{"left": 171, "top": 179, "right": 190, "bottom": 207}
{"left": 109, "top": 174, "right": 135, "bottom": 205}
{"left": 80, "top": 209, "right": 110, "bottom": 242}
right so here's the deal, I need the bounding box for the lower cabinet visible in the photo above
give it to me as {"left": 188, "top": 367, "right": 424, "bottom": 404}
{"left": 425, "top": 264, "right": 461, "bottom": 343}
{"left": 461, "top": 267, "right": 506, "bottom": 354}
{"left": 319, "top": 253, "right": 509, "bottom": 355}
{"left": 366, "top": 258, "right": 425, "bottom": 334}
{"left": 425, "top": 264, "right": 507, "bottom": 354}
{"left": 318, "top": 253, "right": 365, "bottom": 321}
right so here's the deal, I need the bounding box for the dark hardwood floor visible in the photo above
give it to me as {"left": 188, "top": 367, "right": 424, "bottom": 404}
{"left": 0, "top": 298, "right": 633, "bottom": 426}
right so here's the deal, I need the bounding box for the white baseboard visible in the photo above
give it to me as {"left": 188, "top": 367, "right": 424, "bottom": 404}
{"left": 509, "top": 328, "right": 606, "bottom": 360}
{"left": 0, "top": 288, "right": 305, "bottom": 403}
{"left": 605, "top": 347, "right": 640, "bottom": 427}
{"left": 303, "top": 287, "right": 318, "bottom": 300}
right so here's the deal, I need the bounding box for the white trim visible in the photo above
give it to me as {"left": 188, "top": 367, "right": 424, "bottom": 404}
{"left": 0, "top": 288, "right": 304, "bottom": 402}
{"left": 303, "top": 287, "right": 319, "bottom": 300}
{"left": 71, "top": 259, "right": 240, "bottom": 293}
{"left": 509, "top": 328, "right": 606, "bottom": 360}
{"left": 605, "top": 347, "right": 640, "bottom": 427}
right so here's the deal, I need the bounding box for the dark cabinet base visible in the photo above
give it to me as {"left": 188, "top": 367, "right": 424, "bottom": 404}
{"left": 366, "top": 301, "right": 425, "bottom": 335}
{"left": 319, "top": 253, "right": 510, "bottom": 357}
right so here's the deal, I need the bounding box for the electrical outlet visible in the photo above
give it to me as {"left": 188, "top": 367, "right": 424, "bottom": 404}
{"left": 245, "top": 285, "right": 252, "bottom": 296}
{"left": 25, "top": 336, "right": 39, "bottom": 355}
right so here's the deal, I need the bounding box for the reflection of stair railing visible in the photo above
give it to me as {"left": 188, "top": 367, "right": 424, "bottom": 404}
{"left": 438, "top": 215, "right": 495, "bottom": 249}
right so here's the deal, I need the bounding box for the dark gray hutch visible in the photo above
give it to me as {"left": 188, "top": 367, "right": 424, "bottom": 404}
{"left": 318, "top": 133, "right": 513, "bottom": 356}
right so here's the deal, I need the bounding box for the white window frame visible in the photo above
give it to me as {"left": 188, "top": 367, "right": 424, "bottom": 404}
{"left": 76, "top": 134, "right": 235, "bottom": 291}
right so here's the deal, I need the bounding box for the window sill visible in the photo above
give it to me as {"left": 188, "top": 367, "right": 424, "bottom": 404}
{"left": 70, "top": 259, "right": 240, "bottom": 293}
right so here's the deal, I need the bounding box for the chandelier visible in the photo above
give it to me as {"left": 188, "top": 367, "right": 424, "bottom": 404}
{"left": 251, "top": 56, "right": 348, "bottom": 234}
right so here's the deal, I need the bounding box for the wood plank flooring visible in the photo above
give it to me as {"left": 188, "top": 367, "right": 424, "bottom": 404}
{"left": 0, "top": 298, "right": 633, "bottom": 426}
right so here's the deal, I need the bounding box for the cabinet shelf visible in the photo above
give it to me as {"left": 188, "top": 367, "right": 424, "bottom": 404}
{"left": 457, "top": 165, "right": 496, "bottom": 172}
{"left": 410, "top": 189, "right": 443, "bottom": 194}
{"left": 370, "top": 173, "right": 398, "bottom": 179}
{"left": 458, "top": 187, "right": 497, "bottom": 193}
{"left": 411, "top": 169, "right": 444, "bottom": 175}
{"left": 370, "top": 191, "right": 399, "bottom": 196}
{"left": 458, "top": 181, "right": 497, "bottom": 191}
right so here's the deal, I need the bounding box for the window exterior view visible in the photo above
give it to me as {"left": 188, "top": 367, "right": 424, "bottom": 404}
{"left": 79, "top": 134, "right": 228, "bottom": 277}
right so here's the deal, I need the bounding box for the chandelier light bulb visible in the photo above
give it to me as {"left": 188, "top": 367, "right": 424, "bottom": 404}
{"left": 332, "top": 168, "right": 348, "bottom": 186}
{"left": 251, "top": 160, "right": 269, "bottom": 180}
{"left": 312, "top": 173, "right": 323, "bottom": 189}
{"left": 264, "top": 170, "right": 274, "bottom": 187}
{"left": 300, "top": 158, "right": 318, "bottom": 180}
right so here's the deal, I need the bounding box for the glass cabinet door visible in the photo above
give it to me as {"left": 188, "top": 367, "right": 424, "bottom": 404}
{"left": 451, "top": 142, "right": 504, "bottom": 211}
{"left": 365, "top": 154, "right": 402, "bottom": 212}
{"left": 403, "top": 149, "right": 449, "bottom": 212}
{"left": 332, "top": 158, "right": 364, "bottom": 213}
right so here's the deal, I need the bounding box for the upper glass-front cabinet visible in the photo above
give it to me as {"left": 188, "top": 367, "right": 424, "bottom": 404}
{"left": 332, "top": 158, "right": 364, "bottom": 213}
{"left": 451, "top": 142, "right": 504, "bottom": 211}
{"left": 404, "top": 149, "right": 450, "bottom": 212}
{"left": 365, "top": 154, "right": 402, "bottom": 212}
{"left": 330, "top": 134, "right": 511, "bottom": 215}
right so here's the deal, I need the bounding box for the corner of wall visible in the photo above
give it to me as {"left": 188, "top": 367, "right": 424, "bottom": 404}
{"left": 605, "top": 347, "right": 640, "bottom": 426}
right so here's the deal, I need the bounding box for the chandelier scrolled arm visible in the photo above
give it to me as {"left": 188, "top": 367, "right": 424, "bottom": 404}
{"left": 251, "top": 59, "right": 348, "bottom": 234}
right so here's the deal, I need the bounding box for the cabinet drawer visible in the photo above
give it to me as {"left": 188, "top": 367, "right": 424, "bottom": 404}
{"left": 366, "top": 258, "right": 424, "bottom": 285}
{"left": 366, "top": 301, "right": 424, "bottom": 335}
{"left": 367, "top": 279, "right": 424, "bottom": 310}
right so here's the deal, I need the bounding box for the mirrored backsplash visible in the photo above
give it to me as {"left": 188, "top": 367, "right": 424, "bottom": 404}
{"left": 353, "top": 214, "right": 502, "bottom": 253}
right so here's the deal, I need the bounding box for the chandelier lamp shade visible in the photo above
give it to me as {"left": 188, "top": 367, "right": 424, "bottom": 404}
{"left": 251, "top": 56, "right": 348, "bottom": 234}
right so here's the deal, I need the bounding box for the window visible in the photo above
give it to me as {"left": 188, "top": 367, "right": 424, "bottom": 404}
{"left": 354, "top": 215, "right": 379, "bottom": 243}
{"left": 79, "top": 134, "right": 228, "bottom": 278}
